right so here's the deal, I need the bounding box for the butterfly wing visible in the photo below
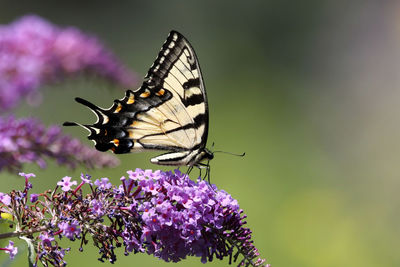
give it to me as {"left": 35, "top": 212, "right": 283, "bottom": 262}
{"left": 64, "top": 31, "right": 209, "bottom": 165}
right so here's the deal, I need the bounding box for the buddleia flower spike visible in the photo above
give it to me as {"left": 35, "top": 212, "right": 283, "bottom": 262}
{"left": 0, "top": 15, "right": 137, "bottom": 111}
{"left": 0, "top": 116, "right": 119, "bottom": 172}
{"left": 0, "top": 169, "right": 269, "bottom": 266}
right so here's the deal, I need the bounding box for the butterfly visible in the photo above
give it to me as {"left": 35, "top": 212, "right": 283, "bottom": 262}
{"left": 63, "top": 30, "right": 213, "bottom": 172}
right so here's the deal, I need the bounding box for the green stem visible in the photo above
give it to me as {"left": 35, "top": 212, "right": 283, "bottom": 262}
{"left": 0, "top": 225, "right": 48, "bottom": 240}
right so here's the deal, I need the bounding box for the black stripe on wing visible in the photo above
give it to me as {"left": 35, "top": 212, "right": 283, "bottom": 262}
{"left": 182, "top": 77, "right": 200, "bottom": 89}
{"left": 146, "top": 31, "right": 209, "bottom": 147}
{"left": 144, "top": 32, "right": 206, "bottom": 108}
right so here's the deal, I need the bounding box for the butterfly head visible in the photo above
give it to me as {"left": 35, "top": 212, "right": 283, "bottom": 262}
{"left": 203, "top": 148, "right": 214, "bottom": 161}
{"left": 192, "top": 148, "right": 214, "bottom": 167}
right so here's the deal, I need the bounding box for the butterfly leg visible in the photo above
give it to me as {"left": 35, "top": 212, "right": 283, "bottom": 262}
{"left": 197, "top": 161, "right": 211, "bottom": 183}
{"left": 185, "top": 166, "right": 194, "bottom": 177}
{"left": 208, "top": 160, "right": 212, "bottom": 181}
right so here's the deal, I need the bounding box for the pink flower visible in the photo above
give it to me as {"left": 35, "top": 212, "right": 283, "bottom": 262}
{"left": 39, "top": 232, "right": 55, "bottom": 246}
{"left": 57, "top": 176, "right": 77, "bottom": 192}
{"left": 94, "top": 177, "right": 112, "bottom": 190}
{"left": 58, "top": 220, "right": 81, "bottom": 240}
{"left": 3, "top": 241, "right": 18, "bottom": 260}
{"left": 0, "top": 192, "right": 11, "bottom": 205}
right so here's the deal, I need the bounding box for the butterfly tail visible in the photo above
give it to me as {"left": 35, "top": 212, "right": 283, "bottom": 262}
{"left": 63, "top": 98, "right": 134, "bottom": 154}
{"left": 63, "top": 121, "right": 79, "bottom": 127}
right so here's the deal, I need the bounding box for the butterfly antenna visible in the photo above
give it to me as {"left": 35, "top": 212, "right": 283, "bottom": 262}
{"left": 213, "top": 151, "right": 246, "bottom": 157}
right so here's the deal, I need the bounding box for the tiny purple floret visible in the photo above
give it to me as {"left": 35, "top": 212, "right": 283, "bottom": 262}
{"left": 57, "top": 176, "right": 77, "bottom": 192}
{"left": 30, "top": 193, "right": 38, "bottom": 203}
{"left": 0, "top": 193, "right": 11, "bottom": 205}
{"left": 39, "top": 232, "right": 55, "bottom": 246}
{"left": 18, "top": 172, "right": 36, "bottom": 179}
{"left": 94, "top": 177, "right": 112, "bottom": 190}
{"left": 58, "top": 220, "right": 81, "bottom": 240}
{"left": 90, "top": 199, "right": 105, "bottom": 217}
{"left": 4, "top": 240, "right": 18, "bottom": 259}
{"left": 80, "top": 173, "right": 92, "bottom": 185}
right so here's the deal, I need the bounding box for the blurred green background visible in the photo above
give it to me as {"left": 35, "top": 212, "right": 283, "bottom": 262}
{"left": 0, "top": 0, "right": 398, "bottom": 266}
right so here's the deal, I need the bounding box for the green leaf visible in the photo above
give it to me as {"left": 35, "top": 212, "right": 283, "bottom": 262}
{"left": 20, "top": 236, "right": 35, "bottom": 267}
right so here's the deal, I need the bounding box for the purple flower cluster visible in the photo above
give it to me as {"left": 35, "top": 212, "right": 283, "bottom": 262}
{"left": 0, "top": 116, "right": 119, "bottom": 172}
{"left": 0, "top": 169, "right": 268, "bottom": 266}
{"left": 125, "top": 169, "right": 245, "bottom": 263}
{"left": 0, "top": 15, "right": 137, "bottom": 111}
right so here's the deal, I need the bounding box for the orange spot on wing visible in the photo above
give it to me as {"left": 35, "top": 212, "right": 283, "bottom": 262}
{"left": 114, "top": 104, "right": 122, "bottom": 113}
{"left": 156, "top": 89, "right": 165, "bottom": 96}
{"left": 127, "top": 95, "right": 135, "bottom": 104}
{"left": 113, "top": 139, "right": 120, "bottom": 146}
{"left": 140, "top": 90, "right": 150, "bottom": 98}
{"left": 130, "top": 120, "right": 139, "bottom": 128}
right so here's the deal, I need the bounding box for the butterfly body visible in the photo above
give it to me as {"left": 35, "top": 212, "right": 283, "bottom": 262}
{"left": 64, "top": 31, "right": 213, "bottom": 168}
{"left": 151, "top": 148, "right": 214, "bottom": 167}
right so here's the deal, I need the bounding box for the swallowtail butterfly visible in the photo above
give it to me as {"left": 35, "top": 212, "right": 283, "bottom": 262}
{"left": 64, "top": 31, "right": 213, "bottom": 170}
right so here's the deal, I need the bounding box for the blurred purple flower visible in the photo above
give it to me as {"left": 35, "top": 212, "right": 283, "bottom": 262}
{"left": 18, "top": 172, "right": 36, "bottom": 179}
{"left": 0, "top": 14, "right": 137, "bottom": 111}
{"left": 30, "top": 193, "right": 38, "bottom": 203}
{"left": 80, "top": 173, "right": 92, "bottom": 185}
{"left": 0, "top": 115, "right": 119, "bottom": 172}
{"left": 0, "top": 192, "right": 11, "bottom": 205}
{"left": 2, "top": 240, "right": 18, "bottom": 260}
